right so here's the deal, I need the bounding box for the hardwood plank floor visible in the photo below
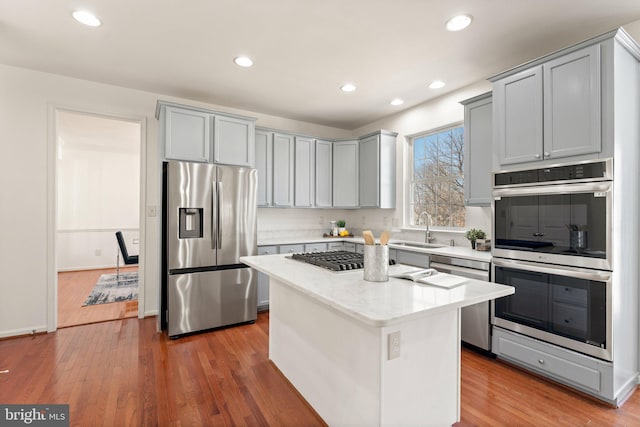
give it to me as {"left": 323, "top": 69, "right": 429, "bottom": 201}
{"left": 57, "top": 267, "right": 138, "bottom": 328}
{"left": 0, "top": 313, "right": 638, "bottom": 426}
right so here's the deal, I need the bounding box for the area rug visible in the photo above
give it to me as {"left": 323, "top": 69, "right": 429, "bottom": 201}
{"left": 83, "top": 272, "right": 138, "bottom": 306}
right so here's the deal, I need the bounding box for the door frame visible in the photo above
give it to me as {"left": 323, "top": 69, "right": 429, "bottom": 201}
{"left": 46, "top": 105, "right": 147, "bottom": 331}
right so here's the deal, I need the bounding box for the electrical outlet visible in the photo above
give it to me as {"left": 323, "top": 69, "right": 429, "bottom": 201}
{"left": 388, "top": 331, "right": 401, "bottom": 360}
{"left": 383, "top": 216, "right": 389, "bottom": 226}
{"left": 319, "top": 216, "right": 324, "bottom": 225}
{"left": 94, "top": 249, "right": 102, "bottom": 256}
{"left": 362, "top": 216, "right": 366, "bottom": 225}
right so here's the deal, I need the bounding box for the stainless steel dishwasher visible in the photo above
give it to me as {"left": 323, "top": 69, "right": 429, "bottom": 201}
{"left": 429, "top": 254, "right": 491, "bottom": 351}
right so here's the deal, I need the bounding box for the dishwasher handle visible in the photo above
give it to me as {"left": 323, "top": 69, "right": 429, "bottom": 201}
{"left": 429, "top": 262, "right": 489, "bottom": 281}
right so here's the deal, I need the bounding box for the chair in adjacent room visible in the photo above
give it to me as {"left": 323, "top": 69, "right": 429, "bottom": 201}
{"left": 115, "top": 231, "right": 139, "bottom": 283}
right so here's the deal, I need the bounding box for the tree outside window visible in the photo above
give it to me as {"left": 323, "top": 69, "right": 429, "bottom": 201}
{"left": 410, "top": 125, "right": 465, "bottom": 228}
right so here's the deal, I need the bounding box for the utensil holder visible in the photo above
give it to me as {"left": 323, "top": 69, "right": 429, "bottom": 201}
{"left": 570, "top": 230, "right": 587, "bottom": 250}
{"left": 363, "top": 245, "right": 389, "bottom": 282}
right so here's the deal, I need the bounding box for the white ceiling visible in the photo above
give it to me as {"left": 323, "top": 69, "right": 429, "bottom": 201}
{"left": 2, "top": 1, "right": 640, "bottom": 130}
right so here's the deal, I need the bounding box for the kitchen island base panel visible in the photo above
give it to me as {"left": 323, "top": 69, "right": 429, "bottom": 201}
{"left": 269, "top": 278, "right": 460, "bottom": 426}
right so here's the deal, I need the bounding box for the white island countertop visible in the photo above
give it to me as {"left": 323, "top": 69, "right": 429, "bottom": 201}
{"left": 241, "top": 253, "right": 513, "bottom": 327}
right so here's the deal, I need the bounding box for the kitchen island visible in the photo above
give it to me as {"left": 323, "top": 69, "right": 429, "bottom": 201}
{"left": 240, "top": 254, "right": 514, "bottom": 426}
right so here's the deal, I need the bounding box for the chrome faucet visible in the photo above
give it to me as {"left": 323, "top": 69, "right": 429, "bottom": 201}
{"left": 419, "top": 212, "right": 434, "bottom": 243}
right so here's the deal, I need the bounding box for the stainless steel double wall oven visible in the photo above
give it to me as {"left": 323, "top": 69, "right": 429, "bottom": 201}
{"left": 491, "top": 159, "right": 613, "bottom": 361}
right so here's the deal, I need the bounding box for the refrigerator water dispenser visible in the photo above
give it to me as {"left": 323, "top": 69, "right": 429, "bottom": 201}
{"left": 179, "top": 208, "right": 203, "bottom": 238}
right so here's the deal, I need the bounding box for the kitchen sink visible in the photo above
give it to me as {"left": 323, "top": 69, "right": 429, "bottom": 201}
{"left": 390, "top": 241, "right": 446, "bottom": 249}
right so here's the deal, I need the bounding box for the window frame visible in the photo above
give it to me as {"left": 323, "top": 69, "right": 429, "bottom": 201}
{"left": 404, "top": 121, "right": 465, "bottom": 231}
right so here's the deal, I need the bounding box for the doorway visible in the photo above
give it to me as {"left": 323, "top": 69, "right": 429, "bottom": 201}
{"left": 54, "top": 109, "right": 144, "bottom": 328}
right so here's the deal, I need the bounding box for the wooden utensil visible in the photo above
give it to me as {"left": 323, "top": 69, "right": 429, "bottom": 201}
{"left": 379, "top": 231, "right": 391, "bottom": 246}
{"left": 362, "top": 230, "right": 375, "bottom": 245}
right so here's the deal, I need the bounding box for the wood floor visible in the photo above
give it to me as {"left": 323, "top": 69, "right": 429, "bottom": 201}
{"left": 57, "top": 267, "right": 138, "bottom": 328}
{"left": 1, "top": 313, "right": 638, "bottom": 426}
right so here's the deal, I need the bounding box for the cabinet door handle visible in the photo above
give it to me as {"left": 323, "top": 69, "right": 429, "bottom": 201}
{"left": 538, "top": 359, "right": 545, "bottom": 365}
{"left": 535, "top": 154, "right": 541, "bottom": 159}
{"left": 544, "top": 152, "right": 550, "bottom": 157}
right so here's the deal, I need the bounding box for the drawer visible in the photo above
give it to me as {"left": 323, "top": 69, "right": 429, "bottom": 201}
{"left": 396, "top": 250, "right": 430, "bottom": 268}
{"left": 494, "top": 330, "right": 602, "bottom": 393}
{"left": 328, "top": 242, "right": 345, "bottom": 251}
{"left": 344, "top": 242, "right": 356, "bottom": 252}
{"left": 551, "top": 301, "right": 587, "bottom": 337}
{"left": 354, "top": 243, "right": 364, "bottom": 254}
{"left": 305, "top": 243, "right": 328, "bottom": 253}
{"left": 258, "top": 245, "right": 278, "bottom": 256}
{"left": 279, "top": 244, "right": 305, "bottom": 254}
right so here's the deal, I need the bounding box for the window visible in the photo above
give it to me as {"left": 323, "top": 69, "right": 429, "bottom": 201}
{"left": 408, "top": 124, "right": 465, "bottom": 228}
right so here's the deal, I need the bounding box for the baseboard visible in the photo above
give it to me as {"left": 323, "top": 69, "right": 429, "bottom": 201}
{"left": 58, "top": 265, "right": 117, "bottom": 272}
{"left": 144, "top": 310, "right": 158, "bottom": 318}
{"left": 0, "top": 325, "right": 48, "bottom": 340}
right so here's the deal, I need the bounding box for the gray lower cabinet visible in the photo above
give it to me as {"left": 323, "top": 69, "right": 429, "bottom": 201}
{"left": 396, "top": 250, "right": 429, "bottom": 268}
{"left": 257, "top": 245, "right": 278, "bottom": 311}
{"left": 272, "top": 133, "right": 295, "bottom": 207}
{"left": 359, "top": 131, "right": 397, "bottom": 209}
{"left": 255, "top": 130, "right": 273, "bottom": 206}
{"left": 315, "top": 140, "right": 333, "bottom": 207}
{"left": 294, "top": 136, "right": 315, "bottom": 207}
{"left": 492, "top": 327, "right": 615, "bottom": 404}
{"left": 461, "top": 93, "right": 492, "bottom": 206}
{"left": 332, "top": 140, "right": 359, "bottom": 208}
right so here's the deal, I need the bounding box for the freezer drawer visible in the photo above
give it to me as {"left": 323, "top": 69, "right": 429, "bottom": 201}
{"left": 168, "top": 268, "right": 257, "bottom": 337}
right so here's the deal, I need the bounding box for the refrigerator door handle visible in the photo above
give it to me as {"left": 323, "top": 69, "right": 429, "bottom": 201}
{"left": 217, "top": 181, "right": 223, "bottom": 249}
{"left": 211, "top": 179, "right": 218, "bottom": 250}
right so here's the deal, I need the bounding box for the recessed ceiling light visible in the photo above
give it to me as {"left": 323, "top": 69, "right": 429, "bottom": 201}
{"left": 234, "top": 56, "right": 254, "bottom": 67}
{"left": 72, "top": 10, "right": 101, "bottom": 27}
{"left": 340, "top": 83, "right": 356, "bottom": 93}
{"left": 390, "top": 99, "right": 404, "bottom": 106}
{"left": 446, "top": 14, "right": 472, "bottom": 32}
{"left": 429, "top": 80, "right": 446, "bottom": 89}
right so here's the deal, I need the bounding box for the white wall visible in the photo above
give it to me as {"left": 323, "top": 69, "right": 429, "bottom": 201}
{"left": 0, "top": 63, "right": 351, "bottom": 338}
{"left": 56, "top": 112, "right": 141, "bottom": 270}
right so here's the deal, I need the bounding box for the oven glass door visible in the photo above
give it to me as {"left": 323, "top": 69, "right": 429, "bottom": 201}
{"left": 493, "top": 182, "right": 611, "bottom": 268}
{"left": 492, "top": 259, "right": 611, "bottom": 360}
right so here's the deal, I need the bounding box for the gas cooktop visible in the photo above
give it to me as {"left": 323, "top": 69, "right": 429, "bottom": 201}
{"left": 288, "top": 250, "right": 395, "bottom": 272}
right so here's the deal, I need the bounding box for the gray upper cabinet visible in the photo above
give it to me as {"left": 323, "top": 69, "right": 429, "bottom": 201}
{"left": 461, "top": 93, "right": 492, "bottom": 206}
{"left": 359, "top": 131, "right": 397, "bottom": 209}
{"left": 332, "top": 140, "right": 359, "bottom": 208}
{"left": 255, "top": 130, "right": 273, "bottom": 207}
{"left": 294, "top": 136, "right": 315, "bottom": 207}
{"left": 161, "top": 105, "right": 212, "bottom": 163}
{"left": 543, "top": 44, "right": 601, "bottom": 160}
{"left": 315, "top": 140, "right": 332, "bottom": 208}
{"left": 492, "top": 43, "right": 602, "bottom": 168}
{"left": 493, "top": 66, "right": 543, "bottom": 166}
{"left": 214, "top": 115, "right": 255, "bottom": 166}
{"left": 157, "top": 101, "right": 256, "bottom": 166}
{"left": 272, "top": 133, "right": 295, "bottom": 207}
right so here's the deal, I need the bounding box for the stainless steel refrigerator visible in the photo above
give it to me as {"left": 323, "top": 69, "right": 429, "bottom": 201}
{"left": 161, "top": 161, "right": 257, "bottom": 337}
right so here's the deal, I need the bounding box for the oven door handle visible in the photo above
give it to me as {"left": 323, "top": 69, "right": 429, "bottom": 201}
{"left": 492, "top": 258, "right": 611, "bottom": 282}
{"left": 493, "top": 181, "right": 612, "bottom": 197}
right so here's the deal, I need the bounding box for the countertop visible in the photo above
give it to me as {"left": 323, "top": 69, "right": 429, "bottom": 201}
{"left": 258, "top": 236, "right": 492, "bottom": 263}
{"left": 241, "top": 254, "right": 513, "bottom": 327}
